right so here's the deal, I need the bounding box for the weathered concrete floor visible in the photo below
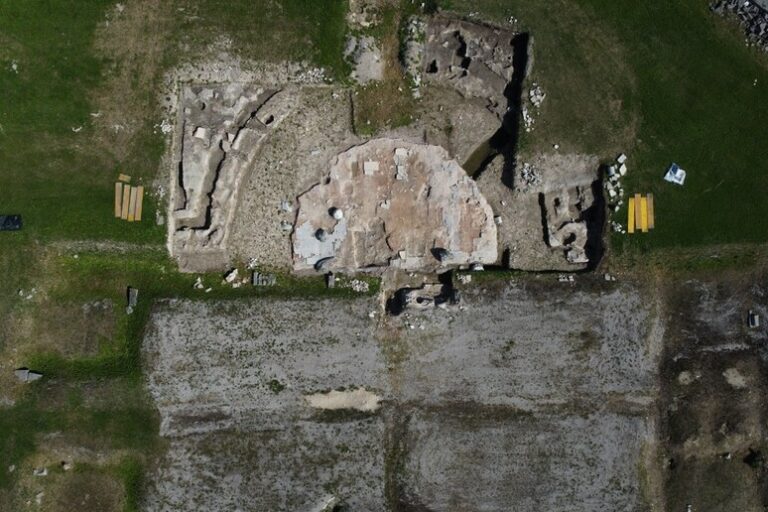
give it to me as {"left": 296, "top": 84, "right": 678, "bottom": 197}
{"left": 292, "top": 138, "right": 497, "bottom": 273}
{"left": 142, "top": 278, "right": 661, "bottom": 511}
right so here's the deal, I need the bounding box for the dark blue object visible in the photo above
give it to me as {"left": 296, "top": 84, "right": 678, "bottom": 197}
{"left": 0, "top": 215, "right": 22, "bottom": 231}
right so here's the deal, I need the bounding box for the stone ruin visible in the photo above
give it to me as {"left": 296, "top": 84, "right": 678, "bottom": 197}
{"left": 389, "top": 282, "right": 460, "bottom": 315}
{"left": 419, "top": 16, "right": 517, "bottom": 117}
{"left": 169, "top": 83, "right": 296, "bottom": 272}
{"left": 164, "top": 15, "right": 607, "bottom": 275}
{"left": 541, "top": 185, "right": 596, "bottom": 265}
{"left": 292, "top": 139, "right": 497, "bottom": 273}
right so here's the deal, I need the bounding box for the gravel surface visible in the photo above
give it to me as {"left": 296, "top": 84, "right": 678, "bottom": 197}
{"left": 228, "top": 87, "right": 360, "bottom": 270}
{"left": 142, "top": 278, "right": 661, "bottom": 511}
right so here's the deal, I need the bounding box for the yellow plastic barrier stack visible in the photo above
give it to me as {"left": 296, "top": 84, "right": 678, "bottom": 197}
{"left": 114, "top": 175, "right": 145, "bottom": 223}
{"left": 627, "top": 193, "right": 656, "bottom": 234}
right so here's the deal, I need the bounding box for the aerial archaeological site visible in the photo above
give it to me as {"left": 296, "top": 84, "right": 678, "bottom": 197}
{"left": 1, "top": 0, "right": 768, "bottom": 511}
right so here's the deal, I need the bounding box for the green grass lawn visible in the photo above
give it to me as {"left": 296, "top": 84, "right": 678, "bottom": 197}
{"left": 587, "top": 0, "right": 768, "bottom": 250}
{"left": 446, "top": 0, "right": 768, "bottom": 252}
{"left": 0, "top": 0, "right": 164, "bottom": 243}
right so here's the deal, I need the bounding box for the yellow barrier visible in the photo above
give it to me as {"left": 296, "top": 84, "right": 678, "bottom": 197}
{"left": 135, "top": 186, "right": 144, "bottom": 222}
{"left": 114, "top": 183, "right": 123, "bottom": 217}
{"left": 120, "top": 186, "right": 131, "bottom": 220}
{"left": 127, "top": 187, "right": 138, "bottom": 222}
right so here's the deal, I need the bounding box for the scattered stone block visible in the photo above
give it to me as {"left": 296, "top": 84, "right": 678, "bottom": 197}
{"left": 193, "top": 126, "right": 210, "bottom": 140}
{"left": 363, "top": 160, "right": 380, "bottom": 175}
{"left": 14, "top": 368, "right": 43, "bottom": 383}
{"left": 224, "top": 269, "right": 239, "bottom": 284}
{"left": 126, "top": 286, "right": 139, "bottom": 314}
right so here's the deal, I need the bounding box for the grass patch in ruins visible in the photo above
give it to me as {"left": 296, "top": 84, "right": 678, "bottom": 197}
{"left": 0, "top": 388, "right": 158, "bottom": 490}
{"left": 0, "top": 397, "right": 55, "bottom": 489}
{"left": 23, "top": 250, "right": 379, "bottom": 380}
{"left": 354, "top": 80, "right": 417, "bottom": 135}
{"left": 114, "top": 456, "right": 145, "bottom": 512}
{"left": 353, "top": 2, "right": 418, "bottom": 135}
{"left": 0, "top": 0, "right": 163, "bottom": 496}
{"left": 611, "top": 242, "right": 767, "bottom": 275}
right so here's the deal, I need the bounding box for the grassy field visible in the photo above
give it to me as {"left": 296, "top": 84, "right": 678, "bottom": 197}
{"left": 0, "top": 0, "right": 350, "bottom": 244}
{"left": 0, "top": 1, "right": 355, "bottom": 509}
{"left": 446, "top": 0, "right": 768, "bottom": 252}
{"left": 0, "top": 1, "right": 164, "bottom": 244}
{"left": 588, "top": 0, "right": 768, "bottom": 251}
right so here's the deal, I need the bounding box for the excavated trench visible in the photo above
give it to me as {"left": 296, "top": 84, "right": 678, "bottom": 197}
{"left": 462, "top": 32, "right": 530, "bottom": 184}
{"left": 459, "top": 30, "right": 605, "bottom": 271}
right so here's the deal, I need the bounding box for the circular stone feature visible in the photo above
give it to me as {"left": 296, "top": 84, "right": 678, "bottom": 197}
{"left": 292, "top": 138, "right": 498, "bottom": 272}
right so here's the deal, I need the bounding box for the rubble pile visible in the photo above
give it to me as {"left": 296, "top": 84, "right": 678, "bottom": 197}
{"left": 346, "top": 0, "right": 381, "bottom": 29}
{"left": 292, "top": 139, "right": 498, "bottom": 273}
{"left": 604, "top": 153, "right": 627, "bottom": 212}
{"left": 711, "top": 0, "right": 768, "bottom": 52}
{"left": 521, "top": 104, "right": 535, "bottom": 132}
{"left": 528, "top": 83, "right": 546, "bottom": 108}
{"left": 519, "top": 162, "right": 542, "bottom": 190}
{"left": 604, "top": 153, "right": 628, "bottom": 234}
{"left": 522, "top": 83, "right": 546, "bottom": 132}
{"left": 170, "top": 84, "right": 297, "bottom": 272}
{"left": 347, "top": 279, "right": 370, "bottom": 293}
{"left": 222, "top": 268, "right": 250, "bottom": 289}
